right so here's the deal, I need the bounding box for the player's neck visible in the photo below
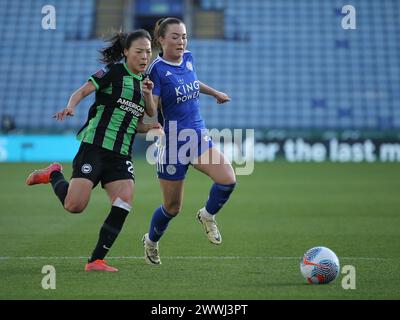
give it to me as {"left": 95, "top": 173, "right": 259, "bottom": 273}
{"left": 162, "top": 53, "right": 182, "bottom": 65}
{"left": 125, "top": 62, "right": 141, "bottom": 76}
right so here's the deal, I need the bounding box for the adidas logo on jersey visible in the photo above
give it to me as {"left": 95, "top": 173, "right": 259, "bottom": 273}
{"left": 165, "top": 71, "right": 173, "bottom": 76}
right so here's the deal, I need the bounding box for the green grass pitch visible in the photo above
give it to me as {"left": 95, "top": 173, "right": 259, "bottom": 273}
{"left": 0, "top": 160, "right": 399, "bottom": 299}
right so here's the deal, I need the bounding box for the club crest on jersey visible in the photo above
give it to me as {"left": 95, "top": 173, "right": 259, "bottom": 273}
{"left": 186, "top": 61, "right": 193, "bottom": 71}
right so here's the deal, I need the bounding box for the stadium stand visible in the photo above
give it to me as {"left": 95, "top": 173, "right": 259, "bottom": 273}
{"left": 0, "top": 0, "right": 399, "bottom": 132}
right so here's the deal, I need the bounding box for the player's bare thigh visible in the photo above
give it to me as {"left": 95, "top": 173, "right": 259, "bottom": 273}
{"left": 193, "top": 147, "right": 236, "bottom": 184}
{"left": 159, "top": 178, "right": 185, "bottom": 216}
{"left": 64, "top": 178, "right": 93, "bottom": 213}
{"left": 104, "top": 179, "right": 134, "bottom": 205}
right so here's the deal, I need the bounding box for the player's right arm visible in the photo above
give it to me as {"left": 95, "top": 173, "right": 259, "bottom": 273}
{"left": 136, "top": 117, "right": 163, "bottom": 134}
{"left": 54, "top": 64, "right": 115, "bottom": 121}
{"left": 147, "top": 63, "right": 162, "bottom": 113}
{"left": 142, "top": 76, "right": 157, "bottom": 117}
{"left": 152, "top": 94, "right": 160, "bottom": 109}
{"left": 53, "top": 82, "right": 96, "bottom": 120}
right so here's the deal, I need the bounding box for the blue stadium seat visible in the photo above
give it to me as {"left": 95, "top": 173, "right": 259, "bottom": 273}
{"left": 0, "top": 0, "right": 399, "bottom": 131}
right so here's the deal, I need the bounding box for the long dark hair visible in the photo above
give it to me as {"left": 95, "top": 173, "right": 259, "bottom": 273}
{"left": 99, "top": 29, "right": 152, "bottom": 64}
{"left": 153, "top": 17, "right": 184, "bottom": 52}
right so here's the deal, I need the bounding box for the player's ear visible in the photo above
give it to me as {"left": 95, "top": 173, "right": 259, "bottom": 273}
{"left": 123, "top": 48, "right": 129, "bottom": 58}
{"left": 158, "top": 36, "right": 165, "bottom": 47}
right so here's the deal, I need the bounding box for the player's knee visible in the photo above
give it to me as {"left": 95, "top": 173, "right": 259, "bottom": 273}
{"left": 112, "top": 196, "right": 132, "bottom": 212}
{"left": 112, "top": 194, "right": 132, "bottom": 206}
{"left": 217, "top": 169, "right": 236, "bottom": 185}
{"left": 64, "top": 201, "right": 86, "bottom": 214}
{"left": 225, "top": 174, "right": 236, "bottom": 185}
{"left": 163, "top": 201, "right": 182, "bottom": 216}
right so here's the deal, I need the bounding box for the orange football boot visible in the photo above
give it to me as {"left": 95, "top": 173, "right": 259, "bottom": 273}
{"left": 26, "top": 163, "right": 62, "bottom": 185}
{"left": 84, "top": 259, "right": 118, "bottom": 272}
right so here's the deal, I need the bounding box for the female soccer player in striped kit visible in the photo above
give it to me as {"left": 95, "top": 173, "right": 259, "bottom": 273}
{"left": 142, "top": 18, "right": 236, "bottom": 264}
{"left": 26, "top": 29, "right": 161, "bottom": 272}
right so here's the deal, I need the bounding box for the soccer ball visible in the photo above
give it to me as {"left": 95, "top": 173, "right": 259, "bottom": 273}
{"left": 300, "top": 246, "right": 340, "bottom": 284}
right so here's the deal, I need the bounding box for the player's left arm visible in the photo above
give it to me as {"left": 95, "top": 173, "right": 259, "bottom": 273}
{"left": 199, "top": 81, "right": 231, "bottom": 104}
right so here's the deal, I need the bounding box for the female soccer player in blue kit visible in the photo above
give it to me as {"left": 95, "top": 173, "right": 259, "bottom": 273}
{"left": 142, "top": 18, "right": 236, "bottom": 264}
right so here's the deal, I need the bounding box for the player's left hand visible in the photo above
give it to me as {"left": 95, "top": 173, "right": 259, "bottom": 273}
{"left": 142, "top": 76, "right": 154, "bottom": 96}
{"left": 215, "top": 91, "right": 231, "bottom": 104}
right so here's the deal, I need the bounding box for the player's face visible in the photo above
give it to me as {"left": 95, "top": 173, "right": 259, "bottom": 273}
{"left": 124, "top": 37, "right": 152, "bottom": 74}
{"left": 160, "top": 23, "right": 187, "bottom": 61}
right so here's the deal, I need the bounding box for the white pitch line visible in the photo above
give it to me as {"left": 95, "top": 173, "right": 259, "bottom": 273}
{"left": 0, "top": 256, "right": 392, "bottom": 261}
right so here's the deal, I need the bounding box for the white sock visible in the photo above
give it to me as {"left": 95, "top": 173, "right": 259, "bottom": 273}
{"left": 146, "top": 234, "right": 158, "bottom": 246}
{"left": 200, "top": 207, "right": 215, "bottom": 220}
{"left": 113, "top": 197, "right": 132, "bottom": 212}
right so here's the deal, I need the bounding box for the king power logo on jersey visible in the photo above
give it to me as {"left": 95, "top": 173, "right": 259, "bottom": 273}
{"left": 175, "top": 80, "right": 200, "bottom": 104}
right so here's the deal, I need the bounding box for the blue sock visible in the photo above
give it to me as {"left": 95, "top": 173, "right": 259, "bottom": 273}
{"left": 148, "top": 206, "right": 174, "bottom": 242}
{"left": 205, "top": 182, "right": 236, "bottom": 215}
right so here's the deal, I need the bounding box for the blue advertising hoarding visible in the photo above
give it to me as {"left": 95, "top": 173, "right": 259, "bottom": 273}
{"left": 0, "top": 135, "right": 80, "bottom": 162}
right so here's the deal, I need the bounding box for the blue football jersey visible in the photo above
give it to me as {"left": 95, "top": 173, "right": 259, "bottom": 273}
{"left": 147, "top": 51, "right": 205, "bottom": 133}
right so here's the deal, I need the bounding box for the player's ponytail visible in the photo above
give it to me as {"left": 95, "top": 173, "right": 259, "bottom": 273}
{"left": 99, "top": 29, "right": 152, "bottom": 64}
{"left": 99, "top": 31, "right": 127, "bottom": 64}
{"left": 153, "top": 17, "right": 184, "bottom": 53}
{"left": 152, "top": 18, "right": 166, "bottom": 49}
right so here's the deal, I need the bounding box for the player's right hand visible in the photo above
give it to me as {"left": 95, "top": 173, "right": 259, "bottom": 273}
{"left": 53, "top": 107, "right": 75, "bottom": 120}
{"left": 142, "top": 76, "right": 154, "bottom": 96}
{"left": 149, "top": 122, "right": 164, "bottom": 135}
